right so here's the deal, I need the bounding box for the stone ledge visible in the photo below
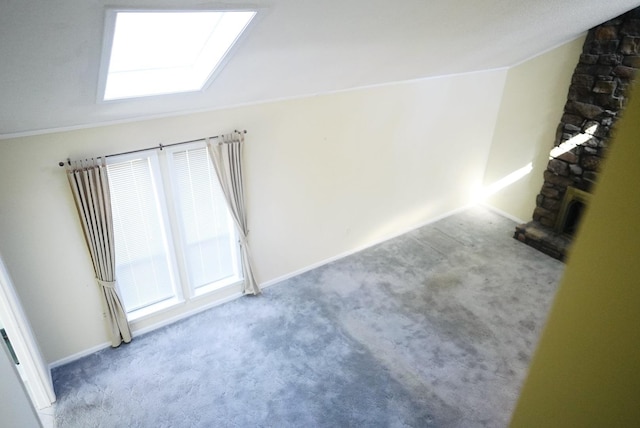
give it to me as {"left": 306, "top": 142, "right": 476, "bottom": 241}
{"left": 514, "top": 221, "right": 571, "bottom": 262}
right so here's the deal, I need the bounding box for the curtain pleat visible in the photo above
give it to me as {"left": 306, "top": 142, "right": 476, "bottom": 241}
{"left": 208, "top": 133, "right": 260, "bottom": 295}
{"left": 67, "top": 159, "right": 132, "bottom": 347}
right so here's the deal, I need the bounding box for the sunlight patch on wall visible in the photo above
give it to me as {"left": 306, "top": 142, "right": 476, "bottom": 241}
{"left": 476, "top": 162, "right": 534, "bottom": 202}
{"left": 549, "top": 124, "right": 598, "bottom": 159}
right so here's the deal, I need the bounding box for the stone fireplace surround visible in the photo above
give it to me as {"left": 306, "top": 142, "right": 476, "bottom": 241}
{"left": 515, "top": 7, "right": 639, "bottom": 261}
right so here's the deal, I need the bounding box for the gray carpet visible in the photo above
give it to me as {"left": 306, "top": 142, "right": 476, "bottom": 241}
{"left": 52, "top": 206, "right": 564, "bottom": 427}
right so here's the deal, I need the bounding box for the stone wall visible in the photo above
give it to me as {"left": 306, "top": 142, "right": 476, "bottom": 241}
{"left": 515, "top": 7, "right": 639, "bottom": 260}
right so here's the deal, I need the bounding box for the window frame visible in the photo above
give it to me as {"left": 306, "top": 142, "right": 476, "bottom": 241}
{"left": 106, "top": 151, "right": 183, "bottom": 321}
{"left": 106, "top": 145, "right": 243, "bottom": 322}
{"left": 163, "top": 141, "right": 243, "bottom": 298}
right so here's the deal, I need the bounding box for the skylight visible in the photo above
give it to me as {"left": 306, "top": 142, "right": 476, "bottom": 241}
{"left": 102, "top": 10, "right": 256, "bottom": 101}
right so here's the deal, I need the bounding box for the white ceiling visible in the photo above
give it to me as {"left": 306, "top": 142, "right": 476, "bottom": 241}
{"left": 1, "top": 0, "right": 639, "bottom": 138}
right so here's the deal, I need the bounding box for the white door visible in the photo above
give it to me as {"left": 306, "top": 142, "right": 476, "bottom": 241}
{"left": 0, "top": 252, "right": 55, "bottom": 409}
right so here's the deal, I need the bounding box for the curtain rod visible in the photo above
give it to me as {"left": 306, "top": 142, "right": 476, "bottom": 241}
{"left": 58, "top": 130, "right": 246, "bottom": 167}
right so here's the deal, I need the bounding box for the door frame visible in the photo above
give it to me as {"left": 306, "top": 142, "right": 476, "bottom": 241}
{"left": 0, "top": 252, "right": 55, "bottom": 409}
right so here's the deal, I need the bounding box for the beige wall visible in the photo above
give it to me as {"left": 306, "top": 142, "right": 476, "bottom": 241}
{"left": 510, "top": 80, "right": 640, "bottom": 427}
{"left": 0, "top": 69, "right": 506, "bottom": 363}
{"left": 481, "top": 36, "right": 585, "bottom": 221}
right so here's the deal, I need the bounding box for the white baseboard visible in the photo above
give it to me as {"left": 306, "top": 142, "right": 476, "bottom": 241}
{"left": 480, "top": 203, "right": 527, "bottom": 224}
{"left": 261, "top": 204, "right": 472, "bottom": 289}
{"left": 50, "top": 204, "right": 474, "bottom": 368}
{"left": 50, "top": 291, "right": 245, "bottom": 370}
{"left": 49, "top": 342, "right": 111, "bottom": 370}
{"left": 131, "top": 291, "right": 244, "bottom": 337}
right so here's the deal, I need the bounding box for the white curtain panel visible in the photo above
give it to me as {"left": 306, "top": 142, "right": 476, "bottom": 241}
{"left": 208, "top": 133, "right": 260, "bottom": 295}
{"left": 66, "top": 159, "right": 132, "bottom": 346}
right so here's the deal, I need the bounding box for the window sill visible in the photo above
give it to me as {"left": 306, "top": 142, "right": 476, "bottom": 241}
{"left": 125, "top": 278, "right": 243, "bottom": 324}
{"left": 193, "top": 276, "right": 243, "bottom": 299}
{"left": 126, "top": 297, "right": 184, "bottom": 323}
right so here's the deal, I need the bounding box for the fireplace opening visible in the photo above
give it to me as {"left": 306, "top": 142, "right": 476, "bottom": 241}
{"left": 561, "top": 200, "right": 585, "bottom": 236}
{"left": 555, "top": 187, "right": 591, "bottom": 237}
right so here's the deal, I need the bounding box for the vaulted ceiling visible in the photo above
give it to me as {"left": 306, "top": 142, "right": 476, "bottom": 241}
{"left": 1, "top": 0, "right": 639, "bottom": 138}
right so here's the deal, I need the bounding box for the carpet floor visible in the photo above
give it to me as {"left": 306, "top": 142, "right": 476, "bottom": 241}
{"left": 52, "top": 206, "right": 564, "bottom": 427}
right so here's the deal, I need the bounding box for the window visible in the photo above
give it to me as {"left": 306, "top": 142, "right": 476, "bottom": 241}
{"left": 101, "top": 10, "right": 257, "bottom": 100}
{"left": 168, "top": 145, "right": 239, "bottom": 295}
{"left": 108, "top": 154, "right": 177, "bottom": 312}
{"left": 106, "top": 142, "right": 241, "bottom": 319}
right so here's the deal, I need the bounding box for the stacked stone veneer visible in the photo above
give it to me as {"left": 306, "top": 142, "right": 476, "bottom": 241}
{"left": 515, "top": 8, "right": 639, "bottom": 261}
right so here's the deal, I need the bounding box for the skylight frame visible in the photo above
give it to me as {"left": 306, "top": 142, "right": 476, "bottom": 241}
{"left": 97, "top": 8, "right": 258, "bottom": 102}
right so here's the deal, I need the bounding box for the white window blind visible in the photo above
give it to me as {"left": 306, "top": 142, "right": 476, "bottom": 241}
{"left": 106, "top": 142, "right": 242, "bottom": 317}
{"left": 107, "top": 156, "right": 176, "bottom": 312}
{"left": 170, "top": 146, "right": 237, "bottom": 289}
